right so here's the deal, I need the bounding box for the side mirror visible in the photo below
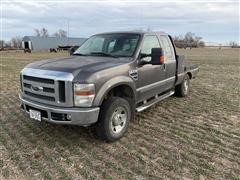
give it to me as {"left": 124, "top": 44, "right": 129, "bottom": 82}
{"left": 69, "top": 47, "right": 75, "bottom": 56}
{"left": 151, "top": 48, "right": 164, "bottom": 65}
{"left": 69, "top": 46, "right": 80, "bottom": 56}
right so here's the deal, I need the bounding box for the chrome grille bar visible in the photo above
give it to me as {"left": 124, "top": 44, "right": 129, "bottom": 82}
{"left": 21, "top": 68, "right": 74, "bottom": 107}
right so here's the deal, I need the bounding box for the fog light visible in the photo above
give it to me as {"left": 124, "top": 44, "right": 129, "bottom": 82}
{"left": 66, "top": 114, "right": 72, "bottom": 120}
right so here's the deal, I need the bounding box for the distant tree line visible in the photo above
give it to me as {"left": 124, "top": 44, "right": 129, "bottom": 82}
{"left": 0, "top": 36, "right": 22, "bottom": 49}
{"left": 0, "top": 27, "right": 68, "bottom": 49}
{"left": 0, "top": 28, "right": 239, "bottom": 49}
{"left": 229, "top": 41, "right": 239, "bottom": 48}
{"left": 173, "top": 32, "right": 205, "bottom": 48}
{"left": 34, "top": 27, "right": 67, "bottom": 38}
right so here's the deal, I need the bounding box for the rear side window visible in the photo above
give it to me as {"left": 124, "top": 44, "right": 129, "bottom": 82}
{"left": 159, "top": 36, "right": 175, "bottom": 61}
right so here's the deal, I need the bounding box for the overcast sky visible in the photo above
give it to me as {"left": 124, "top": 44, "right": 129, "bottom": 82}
{"left": 1, "top": 0, "right": 239, "bottom": 43}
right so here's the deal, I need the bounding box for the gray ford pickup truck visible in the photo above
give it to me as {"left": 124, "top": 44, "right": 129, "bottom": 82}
{"left": 19, "top": 31, "right": 199, "bottom": 141}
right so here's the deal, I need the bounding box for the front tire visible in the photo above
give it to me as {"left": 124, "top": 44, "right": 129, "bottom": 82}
{"left": 175, "top": 74, "right": 190, "bottom": 97}
{"left": 95, "top": 97, "right": 131, "bottom": 142}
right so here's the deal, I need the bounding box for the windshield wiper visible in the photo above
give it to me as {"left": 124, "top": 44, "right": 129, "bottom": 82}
{"left": 90, "top": 52, "right": 118, "bottom": 58}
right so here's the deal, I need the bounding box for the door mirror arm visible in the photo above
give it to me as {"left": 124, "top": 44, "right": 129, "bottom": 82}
{"left": 138, "top": 53, "right": 151, "bottom": 66}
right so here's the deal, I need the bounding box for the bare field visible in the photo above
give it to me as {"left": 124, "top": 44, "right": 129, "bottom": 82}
{"left": 0, "top": 49, "right": 239, "bottom": 179}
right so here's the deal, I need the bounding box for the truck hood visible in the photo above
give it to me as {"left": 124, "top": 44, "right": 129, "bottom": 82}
{"left": 26, "top": 55, "right": 131, "bottom": 75}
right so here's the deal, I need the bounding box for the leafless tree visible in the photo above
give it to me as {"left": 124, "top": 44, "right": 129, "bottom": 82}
{"left": 34, "top": 29, "right": 41, "bottom": 37}
{"left": 174, "top": 32, "right": 205, "bottom": 48}
{"left": 4, "top": 41, "right": 11, "bottom": 48}
{"left": 198, "top": 41, "right": 205, "bottom": 48}
{"left": 0, "top": 40, "right": 4, "bottom": 48}
{"left": 41, "top": 28, "right": 49, "bottom": 37}
{"left": 229, "top": 41, "right": 238, "bottom": 48}
{"left": 53, "top": 29, "right": 67, "bottom": 38}
{"left": 10, "top": 36, "right": 22, "bottom": 48}
{"left": 34, "top": 28, "right": 49, "bottom": 37}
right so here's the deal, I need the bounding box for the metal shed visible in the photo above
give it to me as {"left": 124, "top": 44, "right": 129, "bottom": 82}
{"left": 22, "top": 36, "right": 86, "bottom": 50}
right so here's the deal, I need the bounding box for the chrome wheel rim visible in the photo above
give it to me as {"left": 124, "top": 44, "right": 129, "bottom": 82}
{"left": 110, "top": 107, "right": 127, "bottom": 134}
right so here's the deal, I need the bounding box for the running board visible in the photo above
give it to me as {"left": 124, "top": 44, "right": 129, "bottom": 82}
{"left": 136, "top": 90, "right": 175, "bottom": 112}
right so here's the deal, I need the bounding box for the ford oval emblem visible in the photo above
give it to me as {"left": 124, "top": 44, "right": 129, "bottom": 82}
{"left": 31, "top": 85, "right": 43, "bottom": 92}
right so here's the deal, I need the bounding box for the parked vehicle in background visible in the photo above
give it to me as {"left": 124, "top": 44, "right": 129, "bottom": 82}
{"left": 19, "top": 31, "right": 199, "bottom": 141}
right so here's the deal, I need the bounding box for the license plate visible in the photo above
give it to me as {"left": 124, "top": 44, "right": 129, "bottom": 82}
{"left": 29, "top": 109, "right": 41, "bottom": 121}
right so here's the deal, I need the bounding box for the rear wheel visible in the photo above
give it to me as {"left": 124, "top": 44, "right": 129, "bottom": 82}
{"left": 175, "top": 74, "right": 190, "bottom": 97}
{"left": 95, "top": 97, "right": 131, "bottom": 142}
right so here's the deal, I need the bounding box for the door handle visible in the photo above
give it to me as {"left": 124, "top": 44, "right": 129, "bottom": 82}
{"left": 163, "top": 64, "right": 166, "bottom": 71}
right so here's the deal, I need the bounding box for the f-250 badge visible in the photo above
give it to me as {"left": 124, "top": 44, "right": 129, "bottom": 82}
{"left": 129, "top": 69, "right": 138, "bottom": 81}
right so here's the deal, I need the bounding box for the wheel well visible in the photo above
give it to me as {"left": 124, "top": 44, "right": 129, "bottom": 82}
{"left": 103, "top": 85, "right": 136, "bottom": 120}
{"left": 187, "top": 72, "right": 192, "bottom": 79}
{"left": 105, "top": 85, "right": 135, "bottom": 101}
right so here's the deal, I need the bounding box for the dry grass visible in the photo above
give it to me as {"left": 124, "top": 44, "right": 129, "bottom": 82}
{"left": 0, "top": 48, "right": 239, "bottom": 179}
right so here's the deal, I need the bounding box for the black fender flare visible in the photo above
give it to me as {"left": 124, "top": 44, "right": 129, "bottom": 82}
{"left": 93, "top": 76, "right": 136, "bottom": 106}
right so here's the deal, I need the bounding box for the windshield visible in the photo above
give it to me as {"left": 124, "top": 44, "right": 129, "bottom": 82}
{"left": 74, "top": 33, "right": 140, "bottom": 57}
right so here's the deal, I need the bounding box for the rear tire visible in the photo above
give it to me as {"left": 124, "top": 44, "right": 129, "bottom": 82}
{"left": 95, "top": 97, "right": 131, "bottom": 142}
{"left": 175, "top": 74, "right": 190, "bottom": 97}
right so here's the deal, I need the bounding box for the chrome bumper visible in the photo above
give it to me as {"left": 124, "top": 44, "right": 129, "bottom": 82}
{"left": 19, "top": 94, "right": 100, "bottom": 126}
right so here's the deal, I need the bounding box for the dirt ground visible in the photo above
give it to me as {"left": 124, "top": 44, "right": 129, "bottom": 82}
{"left": 0, "top": 48, "right": 239, "bottom": 179}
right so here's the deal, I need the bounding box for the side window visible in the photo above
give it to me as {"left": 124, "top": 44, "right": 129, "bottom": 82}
{"left": 141, "top": 36, "right": 160, "bottom": 54}
{"left": 141, "top": 35, "right": 160, "bottom": 61}
{"left": 159, "top": 36, "right": 175, "bottom": 61}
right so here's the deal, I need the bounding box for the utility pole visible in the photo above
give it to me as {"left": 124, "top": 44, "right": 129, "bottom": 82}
{"left": 67, "top": 19, "right": 69, "bottom": 45}
{"left": 67, "top": 19, "right": 69, "bottom": 38}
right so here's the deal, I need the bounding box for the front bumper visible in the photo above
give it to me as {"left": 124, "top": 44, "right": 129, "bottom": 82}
{"left": 19, "top": 95, "right": 100, "bottom": 126}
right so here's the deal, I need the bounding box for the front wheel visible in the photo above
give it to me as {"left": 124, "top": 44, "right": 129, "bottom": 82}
{"left": 175, "top": 74, "right": 190, "bottom": 97}
{"left": 95, "top": 97, "right": 131, "bottom": 142}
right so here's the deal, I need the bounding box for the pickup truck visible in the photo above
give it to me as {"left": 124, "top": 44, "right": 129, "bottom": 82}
{"left": 19, "top": 31, "right": 199, "bottom": 141}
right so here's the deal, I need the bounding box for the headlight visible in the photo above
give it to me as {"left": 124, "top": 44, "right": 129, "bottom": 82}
{"left": 73, "top": 83, "right": 95, "bottom": 107}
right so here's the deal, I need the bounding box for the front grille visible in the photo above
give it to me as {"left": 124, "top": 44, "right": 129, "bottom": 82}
{"left": 58, "top": 81, "right": 65, "bottom": 102}
{"left": 23, "top": 75, "right": 54, "bottom": 84}
{"left": 22, "top": 75, "right": 67, "bottom": 106}
{"left": 24, "top": 91, "right": 55, "bottom": 101}
{"left": 23, "top": 83, "right": 55, "bottom": 93}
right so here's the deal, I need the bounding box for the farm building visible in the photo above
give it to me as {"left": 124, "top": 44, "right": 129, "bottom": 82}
{"left": 22, "top": 36, "right": 86, "bottom": 50}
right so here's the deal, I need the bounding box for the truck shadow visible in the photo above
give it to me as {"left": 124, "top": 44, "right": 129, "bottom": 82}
{"left": 25, "top": 96, "right": 181, "bottom": 151}
{"left": 36, "top": 121, "right": 104, "bottom": 146}
{"left": 32, "top": 96, "right": 177, "bottom": 147}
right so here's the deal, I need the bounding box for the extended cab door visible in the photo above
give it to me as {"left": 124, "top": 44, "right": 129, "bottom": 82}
{"left": 136, "top": 35, "right": 166, "bottom": 103}
{"left": 159, "top": 35, "right": 176, "bottom": 90}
